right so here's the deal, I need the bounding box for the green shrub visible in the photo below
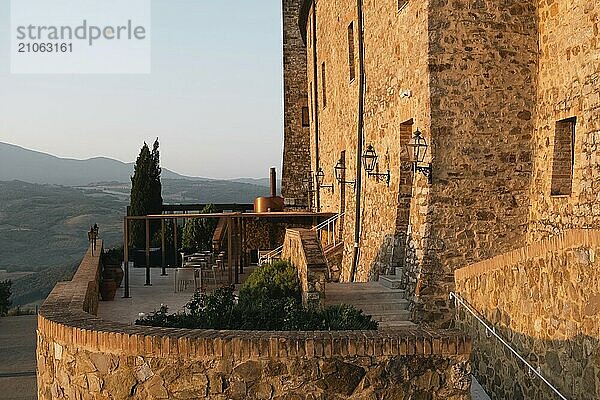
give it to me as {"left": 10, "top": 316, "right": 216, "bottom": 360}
{"left": 102, "top": 246, "right": 123, "bottom": 265}
{"left": 239, "top": 260, "right": 301, "bottom": 305}
{"left": 182, "top": 204, "right": 218, "bottom": 252}
{"left": 136, "top": 257, "right": 376, "bottom": 331}
{"left": 136, "top": 285, "right": 378, "bottom": 331}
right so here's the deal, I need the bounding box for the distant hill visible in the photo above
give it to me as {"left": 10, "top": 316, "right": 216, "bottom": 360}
{"left": 0, "top": 142, "right": 272, "bottom": 187}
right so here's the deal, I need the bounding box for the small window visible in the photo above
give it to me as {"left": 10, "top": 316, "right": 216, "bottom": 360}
{"left": 302, "top": 107, "right": 310, "bottom": 127}
{"left": 348, "top": 22, "right": 356, "bottom": 82}
{"left": 551, "top": 117, "right": 577, "bottom": 196}
{"left": 398, "top": 0, "right": 408, "bottom": 11}
{"left": 321, "top": 62, "right": 327, "bottom": 108}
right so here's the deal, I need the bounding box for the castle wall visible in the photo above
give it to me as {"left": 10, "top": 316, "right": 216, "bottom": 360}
{"left": 282, "top": 0, "right": 312, "bottom": 207}
{"left": 306, "top": 0, "right": 431, "bottom": 282}
{"left": 528, "top": 0, "right": 600, "bottom": 239}
{"left": 412, "top": 0, "right": 539, "bottom": 325}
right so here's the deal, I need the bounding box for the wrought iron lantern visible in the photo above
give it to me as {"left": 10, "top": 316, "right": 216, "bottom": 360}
{"left": 405, "top": 129, "right": 432, "bottom": 183}
{"left": 334, "top": 159, "right": 355, "bottom": 187}
{"left": 362, "top": 144, "right": 391, "bottom": 186}
{"left": 316, "top": 168, "right": 334, "bottom": 192}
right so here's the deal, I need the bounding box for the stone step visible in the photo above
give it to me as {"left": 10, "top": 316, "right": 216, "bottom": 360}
{"left": 324, "top": 299, "right": 409, "bottom": 312}
{"left": 379, "top": 320, "right": 416, "bottom": 329}
{"left": 326, "top": 291, "right": 404, "bottom": 301}
{"left": 355, "top": 304, "right": 409, "bottom": 314}
{"left": 367, "top": 310, "right": 412, "bottom": 322}
{"left": 378, "top": 274, "right": 405, "bottom": 290}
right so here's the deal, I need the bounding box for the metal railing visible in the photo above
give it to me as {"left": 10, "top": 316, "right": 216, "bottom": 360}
{"left": 258, "top": 245, "right": 283, "bottom": 266}
{"left": 314, "top": 213, "right": 344, "bottom": 248}
{"left": 450, "top": 292, "right": 568, "bottom": 400}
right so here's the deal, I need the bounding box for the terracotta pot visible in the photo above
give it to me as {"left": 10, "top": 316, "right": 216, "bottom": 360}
{"left": 104, "top": 265, "right": 124, "bottom": 287}
{"left": 100, "top": 278, "right": 117, "bottom": 301}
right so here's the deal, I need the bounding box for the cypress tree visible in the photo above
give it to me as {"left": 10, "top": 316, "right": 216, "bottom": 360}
{"left": 130, "top": 139, "right": 163, "bottom": 248}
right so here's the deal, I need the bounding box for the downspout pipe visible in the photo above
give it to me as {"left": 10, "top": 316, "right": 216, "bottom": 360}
{"left": 311, "top": 0, "right": 321, "bottom": 212}
{"left": 350, "top": 0, "right": 365, "bottom": 282}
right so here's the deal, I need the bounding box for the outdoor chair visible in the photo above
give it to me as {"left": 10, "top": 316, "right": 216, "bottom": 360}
{"left": 174, "top": 267, "right": 196, "bottom": 292}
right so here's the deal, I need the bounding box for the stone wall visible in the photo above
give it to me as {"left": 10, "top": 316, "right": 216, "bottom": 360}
{"left": 282, "top": 0, "right": 311, "bottom": 208}
{"left": 281, "top": 228, "right": 328, "bottom": 306}
{"left": 411, "top": 0, "right": 539, "bottom": 326}
{"left": 299, "top": 0, "right": 539, "bottom": 326}
{"left": 38, "top": 242, "right": 473, "bottom": 400}
{"left": 528, "top": 0, "right": 600, "bottom": 239}
{"left": 303, "top": 0, "right": 431, "bottom": 284}
{"left": 455, "top": 229, "right": 600, "bottom": 399}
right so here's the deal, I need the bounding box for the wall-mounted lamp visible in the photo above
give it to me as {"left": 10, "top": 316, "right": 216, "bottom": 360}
{"left": 316, "top": 168, "right": 334, "bottom": 192}
{"left": 405, "top": 129, "right": 432, "bottom": 183}
{"left": 334, "top": 159, "right": 355, "bottom": 187}
{"left": 362, "top": 144, "right": 391, "bottom": 186}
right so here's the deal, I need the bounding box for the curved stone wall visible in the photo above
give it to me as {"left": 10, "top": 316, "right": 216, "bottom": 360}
{"left": 38, "top": 242, "right": 472, "bottom": 399}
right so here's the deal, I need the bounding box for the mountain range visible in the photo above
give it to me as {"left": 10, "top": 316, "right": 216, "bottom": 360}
{"left": 0, "top": 141, "right": 272, "bottom": 187}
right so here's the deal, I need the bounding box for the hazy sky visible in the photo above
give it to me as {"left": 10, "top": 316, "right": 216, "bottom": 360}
{"left": 0, "top": 0, "right": 284, "bottom": 179}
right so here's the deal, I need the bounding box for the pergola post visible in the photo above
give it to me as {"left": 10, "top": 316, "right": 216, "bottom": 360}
{"left": 234, "top": 217, "right": 240, "bottom": 285}
{"left": 227, "top": 217, "right": 233, "bottom": 285}
{"left": 123, "top": 217, "right": 130, "bottom": 298}
{"left": 173, "top": 218, "right": 178, "bottom": 267}
{"left": 145, "top": 218, "right": 151, "bottom": 286}
{"left": 161, "top": 219, "right": 167, "bottom": 276}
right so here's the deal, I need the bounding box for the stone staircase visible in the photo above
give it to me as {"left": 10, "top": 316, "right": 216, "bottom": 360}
{"left": 324, "top": 281, "right": 414, "bottom": 328}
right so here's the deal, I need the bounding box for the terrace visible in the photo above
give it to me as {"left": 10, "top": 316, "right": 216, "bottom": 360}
{"left": 37, "top": 239, "right": 472, "bottom": 399}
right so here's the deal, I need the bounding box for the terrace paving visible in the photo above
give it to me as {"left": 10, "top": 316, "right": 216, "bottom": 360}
{"left": 98, "top": 266, "right": 255, "bottom": 325}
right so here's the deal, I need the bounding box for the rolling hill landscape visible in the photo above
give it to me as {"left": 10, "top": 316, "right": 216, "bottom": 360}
{"left": 0, "top": 142, "right": 274, "bottom": 306}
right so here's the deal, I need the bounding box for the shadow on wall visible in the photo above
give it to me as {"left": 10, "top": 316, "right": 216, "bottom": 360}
{"left": 457, "top": 305, "right": 600, "bottom": 400}
{"left": 367, "top": 232, "right": 407, "bottom": 282}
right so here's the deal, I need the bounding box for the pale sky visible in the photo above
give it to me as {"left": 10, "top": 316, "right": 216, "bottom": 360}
{"left": 0, "top": 0, "right": 284, "bottom": 179}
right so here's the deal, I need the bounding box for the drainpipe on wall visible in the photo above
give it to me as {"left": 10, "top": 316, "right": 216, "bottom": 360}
{"left": 350, "top": 0, "right": 365, "bottom": 282}
{"left": 311, "top": 0, "right": 321, "bottom": 213}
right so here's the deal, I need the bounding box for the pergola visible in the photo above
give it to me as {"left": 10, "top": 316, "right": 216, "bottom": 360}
{"left": 122, "top": 211, "right": 335, "bottom": 298}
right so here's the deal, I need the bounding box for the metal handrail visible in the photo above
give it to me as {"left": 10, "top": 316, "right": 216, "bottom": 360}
{"left": 314, "top": 212, "right": 344, "bottom": 231}
{"left": 450, "top": 292, "right": 568, "bottom": 400}
{"left": 258, "top": 245, "right": 283, "bottom": 265}
{"left": 314, "top": 213, "right": 344, "bottom": 248}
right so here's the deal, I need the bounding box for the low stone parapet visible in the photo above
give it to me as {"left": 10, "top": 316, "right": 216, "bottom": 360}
{"left": 38, "top": 241, "right": 472, "bottom": 399}
{"left": 281, "top": 228, "right": 328, "bottom": 307}
{"left": 455, "top": 229, "right": 600, "bottom": 400}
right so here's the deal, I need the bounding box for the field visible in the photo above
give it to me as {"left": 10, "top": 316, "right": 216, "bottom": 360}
{"left": 0, "top": 179, "right": 266, "bottom": 305}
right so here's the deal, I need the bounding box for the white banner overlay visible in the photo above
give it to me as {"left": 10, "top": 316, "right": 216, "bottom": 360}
{"left": 10, "top": 0, "right": 151, "bottom": 74}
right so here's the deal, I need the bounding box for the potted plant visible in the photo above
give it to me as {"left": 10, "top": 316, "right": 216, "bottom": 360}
{"left": 99, "top": 275, "right": 117, "bottom": 301}
{"left": 102, "top": 247, "right": 124, "bottom": 287}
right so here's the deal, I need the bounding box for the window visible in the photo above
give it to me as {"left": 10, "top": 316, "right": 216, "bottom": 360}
{"left": 551, "top": 117, "right": 577, "bottom": 196}
{"left": 398, "top": 0, "right": 408, "bottom": 11}
{"left": 302, "top": 107, "right": 310, "bottom": 127}
{"left": 321, "top": 62, "right": 327, "bottom": 108}
{"left": 348, "top": 22, "right": 356, "bottom": 82}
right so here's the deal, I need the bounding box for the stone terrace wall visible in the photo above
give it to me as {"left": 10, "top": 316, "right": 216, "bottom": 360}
{"left": 281, "top": 228, "right": 328, "bottom": 306}
{"left": 38, "top": 242, "right": 473, "bottom": 400}
{"left": 455, "top": 230, "right": 600, "bottom": 399}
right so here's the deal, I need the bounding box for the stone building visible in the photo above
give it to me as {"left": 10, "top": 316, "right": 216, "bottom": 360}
{"left": 281, "top": 0, "right": 311, "bottom": 209}
{"left": 280, "top": 0, "right": 600, "bottom": 325}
